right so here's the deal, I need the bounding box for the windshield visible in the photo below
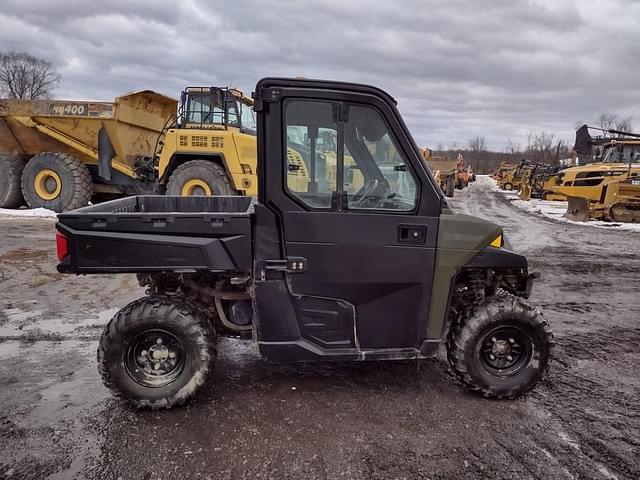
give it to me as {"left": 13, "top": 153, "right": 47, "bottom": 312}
{"left": 601, "top": 144, "right": 640, "bottom": 163}
{"left": 184, "top": 90, "right": 240, "bottom": 127}
{"left": 241, "top": 103, "right": 256, "bottom": 131}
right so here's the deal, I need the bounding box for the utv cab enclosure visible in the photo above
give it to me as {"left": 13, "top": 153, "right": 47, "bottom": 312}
{"left": 56, "top": 78, "right": 553, "bottom": 409}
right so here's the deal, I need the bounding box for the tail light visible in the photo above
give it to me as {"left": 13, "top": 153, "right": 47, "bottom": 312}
{"left": 56, "top": 232, "right": 69, "bottom": 262}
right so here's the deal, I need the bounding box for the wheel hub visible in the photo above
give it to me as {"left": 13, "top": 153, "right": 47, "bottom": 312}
{"left": 34, "top": 169, "right": 62, "bottom": 201}
{"left": 480, "top": 327, "right": 532, "bottom": 375}
{"left": 126, "top": 330, "right": 184, "bottom": 387}
{"left": 181, "top": 179, "right": 212, "bottom": 196}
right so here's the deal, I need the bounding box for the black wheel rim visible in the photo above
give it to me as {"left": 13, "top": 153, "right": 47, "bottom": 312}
{"left": 125, "top": 329, "right": 185, "bottom": 388}
{"left": 479, "top": 325, "right": 533, "bottom": 377}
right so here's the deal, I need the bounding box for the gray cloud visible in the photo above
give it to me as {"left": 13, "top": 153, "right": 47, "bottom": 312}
{"left": 1, "top": 0, "right": 638, "bottom": 150}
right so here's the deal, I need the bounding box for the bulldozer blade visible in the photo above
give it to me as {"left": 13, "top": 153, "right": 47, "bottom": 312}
{"left": 519, "top": 184, "right": 532, "bottom": 201}
{"left": 564, "top": 196, "right": 591, "bottom": 222}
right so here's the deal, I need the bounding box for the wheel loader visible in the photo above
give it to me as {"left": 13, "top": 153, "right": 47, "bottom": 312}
{"left": 55, "top": 77, "right": 553, "bottom": 409}
{"left": 0, "top": 87, "right": 261, "bottom": 212}
{"left": 491, "top": 162, "right": 515, "bottom": 181}
{"left": 498, "top": 160, "right": 531, "bottom": 191}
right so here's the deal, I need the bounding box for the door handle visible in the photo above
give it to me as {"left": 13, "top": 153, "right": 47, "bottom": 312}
{"left": 398, "top": 224, "right": 427, "bottom": 245}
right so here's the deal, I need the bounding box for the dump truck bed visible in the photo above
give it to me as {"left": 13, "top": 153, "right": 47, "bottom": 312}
{"left": 56, "top": 196, "right": 254, "bottom": 274}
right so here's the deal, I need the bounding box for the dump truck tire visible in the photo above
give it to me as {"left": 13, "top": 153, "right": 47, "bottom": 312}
{"left": 21, "top": 153, "right": 92, "bottom": 212}
{"left": 447, "top": 295, "right": 553, "bottom": 399}
{"left": 98, "top": 296, "right": 217, "bottom": 410}
{"left": 445, "top": 176, "right": 455, "bottom": 197}
{"left": 166, "top": 160, "right": 236, "bottom": 196}
{"left": 0, "top": 156, "right": 26, "bottom": 208}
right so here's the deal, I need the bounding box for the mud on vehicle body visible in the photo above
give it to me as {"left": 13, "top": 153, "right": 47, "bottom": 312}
{"left": 55, "top": 78, "right": 553, "bottom": 409}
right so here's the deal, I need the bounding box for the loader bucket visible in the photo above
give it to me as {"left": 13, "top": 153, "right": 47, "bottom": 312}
{"left": 519, "top": 183, "right": 532, "bottom": 201}
{"left": 564, "top": 196, "right": 591, "bottom": 222}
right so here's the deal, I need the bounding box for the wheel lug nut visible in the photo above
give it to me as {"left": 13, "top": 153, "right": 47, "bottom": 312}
{"left": 491, "top": 337, "right": 497, "bottom": 343}
{"left": 507, "top": 355, "right": 513, "bottom": 361}
{"left": 489, "top": 354, "right": 495, "bottom": 360}
{"left": 141, "top": 350, "right": 147, "bottom": 356}
{"left": 508, "top": 338, "right": 515, "bottom": 344}
{"left": 169, "top": 352, "right": 176, "bottom": 359}
{"left": 156, "top": 338, "right": 163, "bottom": 345}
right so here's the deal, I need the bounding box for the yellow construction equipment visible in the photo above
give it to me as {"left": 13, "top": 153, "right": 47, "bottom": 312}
{"left": 498, "top": 160, "right": 531, "bottom": 191}
{"left": 421, "top": 148, "right": 457, "bottom": 197}
{"left": 565, "top": 175, "right": 640, "bottom": 222}
{"left": 544, "top": 160, "right": 640, "bottom": 202}
{"left": 518, "top": 164, "right": 562, "bottom": 201}
{"left": 0, "top": 87, "right": 259, "bottom": 211}
{"left": 492, "top": 162, "right": 516, "bottom": 182}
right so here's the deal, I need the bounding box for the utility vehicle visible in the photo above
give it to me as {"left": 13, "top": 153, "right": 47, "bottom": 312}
{"left": 55, "top": 78, "right": 554, "bottom": 409}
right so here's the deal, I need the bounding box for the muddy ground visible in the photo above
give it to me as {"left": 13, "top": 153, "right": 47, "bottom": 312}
{"left": 1, "top": 176, "right": 639, "bottom": 480}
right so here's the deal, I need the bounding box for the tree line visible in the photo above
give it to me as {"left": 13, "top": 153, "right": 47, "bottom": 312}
{"left": 434, "top": 113, "right": 635, "bottom": 174}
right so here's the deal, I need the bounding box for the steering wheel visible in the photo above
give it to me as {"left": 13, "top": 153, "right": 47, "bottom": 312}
{"left": 352, "top": 178, "right": 391, "bottom": 208}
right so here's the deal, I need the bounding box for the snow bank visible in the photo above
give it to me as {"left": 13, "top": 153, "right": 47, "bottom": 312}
{"left": 480, "top": 175, "right": 640, "bottom": 232}
{"left": 0, "top": 207, "right": 56, "bottom": 218}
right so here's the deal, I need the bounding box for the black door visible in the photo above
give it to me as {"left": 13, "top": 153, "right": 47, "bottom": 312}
{"left": 254, "top": 79, "right": 442, "bottom": 353}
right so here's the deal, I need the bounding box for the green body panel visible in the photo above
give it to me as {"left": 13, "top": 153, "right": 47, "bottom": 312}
{"left": 427, "top": 213, "right": 502, "bottom": 338}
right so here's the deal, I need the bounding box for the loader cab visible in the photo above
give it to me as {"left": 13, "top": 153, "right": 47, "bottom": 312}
{"left": 178, "top": 87, "right": 255, "bottom": 133}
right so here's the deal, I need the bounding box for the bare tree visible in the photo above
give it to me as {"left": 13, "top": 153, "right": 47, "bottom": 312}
{"left": 613, "top": 116, "right": 633, "bottom": 133}
{"left": 468, "top": 136, "right": 487, "bottom": 153}
{"left": 505, "top": 138, "right": 520, "bottom": 154}
{"left": 0, "top": 51, "right": 60, "bottom": 99}
{"left": 596, "top": 113, "right": 618, "bottom": 131}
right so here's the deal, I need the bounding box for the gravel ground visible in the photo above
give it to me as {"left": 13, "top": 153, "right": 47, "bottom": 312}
{"left": 1, "top": 177, "right": 639, "bottom": 479}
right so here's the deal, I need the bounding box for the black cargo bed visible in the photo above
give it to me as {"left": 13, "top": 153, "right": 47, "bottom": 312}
{"left": 56, "top": 196, "right": 254, "bottom": 274}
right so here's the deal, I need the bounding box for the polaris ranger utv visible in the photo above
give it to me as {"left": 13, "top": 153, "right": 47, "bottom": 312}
{"left": 55, "top": 78, "right": 553, "bottom": 409}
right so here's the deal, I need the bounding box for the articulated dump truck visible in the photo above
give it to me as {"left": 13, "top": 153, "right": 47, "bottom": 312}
{"left": 421, "top": 148, "right": 457, "bottom": 197}
{"left": 0, "top": 87, "right": 258, "bottom": 212}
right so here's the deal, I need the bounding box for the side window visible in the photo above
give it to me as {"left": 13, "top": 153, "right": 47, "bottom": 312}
{"left": 344, "top": 105, "right": 418, "bottom": 211}
{"left": 285, "top": 101, "right": 337, "bottom": 209}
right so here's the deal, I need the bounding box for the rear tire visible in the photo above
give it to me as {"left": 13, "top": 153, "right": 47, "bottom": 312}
{"left": 447, "top": 295, "right": 553, "bottom": 399}
{"left": 0, "top": 155, "right": 26, "bottom": 208}
{"left": 166, "top": 160, "right": 236, "bottom": 196}
{"left": 503, "top": 182, "right": 513, "bottom": 191}
{"left": 98, "top": 296, "right": 217, "bottom": 409}
{"left": 21, "top": 152, "right": 92, "bottom": 212}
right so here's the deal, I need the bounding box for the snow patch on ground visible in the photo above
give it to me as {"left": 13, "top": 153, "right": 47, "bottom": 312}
{"left": 0, "top": 207, "right": 57, "bottom": 218}
{"left": 480, "top": 175, "right": 640, "bottom": 232}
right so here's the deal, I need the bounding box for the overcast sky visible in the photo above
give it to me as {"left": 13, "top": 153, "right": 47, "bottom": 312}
{"left": 1, "top": 0, "right": 638, "bottom": 150}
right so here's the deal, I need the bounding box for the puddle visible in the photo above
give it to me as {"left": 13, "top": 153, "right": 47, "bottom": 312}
{"left": 0, "top": 308, "right": 118, "bottom": 340}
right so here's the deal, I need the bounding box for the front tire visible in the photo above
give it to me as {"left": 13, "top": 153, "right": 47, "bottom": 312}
{"left": 166, "top": 160, "right": 236, "bottom": 196}
{"left": 98, "top": 296, "right": 217, "bottom": 409}
{"left": 447, "top": 295, "right": 553, "bottom": 399}
{"left": 21, "top": 152, "right": 92, "bottom": 212}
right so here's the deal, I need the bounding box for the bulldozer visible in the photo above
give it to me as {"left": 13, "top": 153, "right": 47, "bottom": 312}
{"left": 565, "top": 174, "right": 640, "bottom": 222}
{"left": 421, "top": 148, "right": 457, "bottom": 197}
{"left": 0, "top": 87, "right": 260, "bottom": 212}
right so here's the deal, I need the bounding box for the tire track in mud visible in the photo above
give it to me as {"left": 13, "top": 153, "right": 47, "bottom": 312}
{"left": 452, "top": 178, "right": 640, "bottom": 479}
